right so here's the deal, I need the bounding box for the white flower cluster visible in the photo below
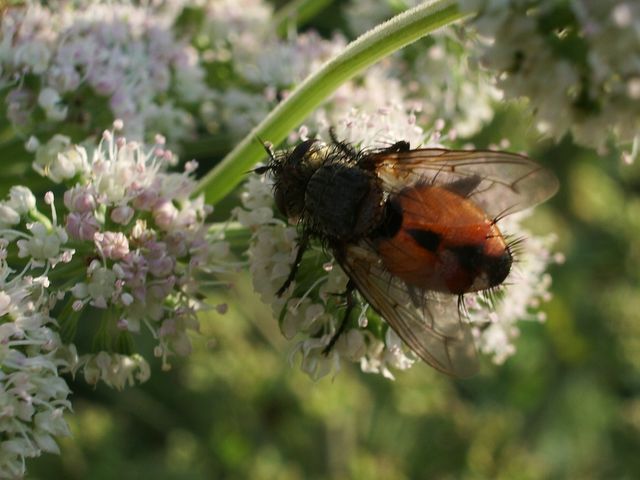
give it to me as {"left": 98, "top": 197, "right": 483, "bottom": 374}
{"left": 0, "top": 185, "right": 74, "bottom": 475}
{"left": 192, "top": 0, "right": 444, "bottom": 143}
{"left": 0, "top": 237, "right": 72, "bottom": 478}
{"left": 0, "top": 1, "right": 207, "bottom": 145}
{"left": 38, "top": 121, "right": 226, "bottom": 369}
{"left": 196, "top": 0, "right": 499, "bottom": 144}
{"left": 409, "top": 31, "right": 502, "bottom": 138}
{"left": 343, "top": 0, "right": 500, "bottom": 138}
{"left": 203, "top": 27, "right": 347, "bottom": 141}
{"left": 235, "top": 163, "right": 415, "bottom": 380}
{"left": 236, "top": 106, "right": 557, "bottom": 380}
{"left": 462, "top": 0, "right": 640, "bottom": 161}
{"left": 0, "top": 120, "right": 228, "bottom": 473}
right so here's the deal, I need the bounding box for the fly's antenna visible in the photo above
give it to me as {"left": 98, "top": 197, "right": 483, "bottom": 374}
{"left": 257, "top": 135, "right": 276, "bottom": 162}
{"left": 250, "top": 136, "right": 276, "bottom": 174}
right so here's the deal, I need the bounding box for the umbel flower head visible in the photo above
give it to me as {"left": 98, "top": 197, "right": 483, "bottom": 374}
{"left": 31, "top": 120, "right": 228, "bottom": 372}
{"left": 0, "top": 120, "right": 229, "bottom": 475}
{"left": 236, "top": 106, "right": 560, "bottom": 380}
{"left": 0, "top": 245, "right": 72, "bottom": 478}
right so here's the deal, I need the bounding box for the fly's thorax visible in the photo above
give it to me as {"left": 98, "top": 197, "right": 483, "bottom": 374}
{"left": 303, "top": 161, "right": 384, "bottom": 242}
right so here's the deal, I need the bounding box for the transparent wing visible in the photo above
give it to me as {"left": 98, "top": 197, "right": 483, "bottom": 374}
{"left": 339, "top": 242, "right": 478, "bottom": 377}
{"left": 370, "top": 149, "right": 559, "bottom": 218}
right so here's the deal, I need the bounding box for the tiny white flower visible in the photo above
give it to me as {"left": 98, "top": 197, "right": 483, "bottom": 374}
{"left": 8, "top": 186, "right": 36, "bottom": 214}
{"left": 37, "top": 87, "right": 68, "bottom": 121}
{"left": 17, "top": 223, "right": 67, "bottom": 261}
{"left": 87, "top": 267, "right": 116, "bottom": 307}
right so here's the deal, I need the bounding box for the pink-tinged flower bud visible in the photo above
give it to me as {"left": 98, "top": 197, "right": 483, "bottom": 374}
{"left": 165, "top": 232, "right": 188, "bottom": 258}
{"left": 71, "top": 300, "right": 84, "bottom": 312}
{"left": 184, "top": 160, "right": 198, "bottom": 174}
{"left": 148, "top": 276, "right": 176, "bottom": 299}
{"left": 95, "top": 232, "right": 130, "bottom": 260}
{"left": 72, "top": 300, "right": 84, "bottom": 311}
{"left": 110, "top": 205, "right": 134, "bottom": 225}
{"left": 132, "top": 189, "right": 159, "bottom": 211}
{"left": 152, "top": 200, "right": 178, "bottom": 231}
{"left": 66, "top": 212, "right": 100, "bottom": 241}
{"left": 148, "top": 253, "right": 175, "bottom": 278}
{"left": 63, "top": 187, "right": 96, "bottom": 213}
{"left": 60, "top": 250, "right": 74, "bottom": 263}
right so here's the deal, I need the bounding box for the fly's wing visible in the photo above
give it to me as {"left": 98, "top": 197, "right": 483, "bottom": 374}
{"left": 339, "top": 242, "right": 478, "bottom": 377}
{"left": 370, "top": 149, "right": 559, "bottom": 218}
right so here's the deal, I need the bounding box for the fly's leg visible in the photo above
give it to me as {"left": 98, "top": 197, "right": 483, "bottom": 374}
{"left": 276, "top": 233, "right": 309, "bottom": 297}
{"left": 322, "top": 280, "right": 356, "bottom": 355}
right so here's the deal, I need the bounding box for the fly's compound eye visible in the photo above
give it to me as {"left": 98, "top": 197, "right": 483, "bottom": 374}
{"left": 274, "top": 186, "right": 289, "bottom": 217}
{"left": 288, "top": 139, "right": 318, "bottom": 165}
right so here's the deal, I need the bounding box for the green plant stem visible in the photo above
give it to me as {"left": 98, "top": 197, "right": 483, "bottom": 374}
{"left": 195, "top": 0, "right": 468, "bottom": 205}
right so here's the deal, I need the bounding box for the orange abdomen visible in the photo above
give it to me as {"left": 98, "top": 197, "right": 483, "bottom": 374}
{"left": 376, "top": 185, "right": 512, "bottom": 295}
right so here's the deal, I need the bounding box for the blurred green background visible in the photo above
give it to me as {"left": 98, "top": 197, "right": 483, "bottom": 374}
{"left": 23, "top": 2, "right": 640, "bottom": 479}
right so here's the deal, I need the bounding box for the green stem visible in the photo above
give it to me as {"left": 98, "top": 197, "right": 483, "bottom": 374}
{"left": 29, "top": 209, "right": 53, "bottom": 230}
{"left": 195, "top": 0, "right": 467, "bottom": 204}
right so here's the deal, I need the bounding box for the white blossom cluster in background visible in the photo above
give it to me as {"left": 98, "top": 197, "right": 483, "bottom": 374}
{"left": 202, "top": 27, "right": 347, "bottom": 141}
{"left": 0, "top": 236, "right": 72, "bottom": 478}
{"left": 0, "top": 1, "right": 208, "bottom": 146}
{"left": 235, "top": 106, "right": 558, "bottom": 380}
{"left": 408, "top": 32, "right": 502, "bottom": 138}
{"left": 344, "top": 0, "right": 423, "bottom": 36}
{"left": 343, "top": 0, "right": 500, "bottom": 138}
{"left": 0, "top": 121, "right": 228, "bottom": 475}
{"left": 195, "top": 0, "right": 498, "bottom": 143}
{"left": 461, "top": 0, "right": 640, "bottom": 162}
